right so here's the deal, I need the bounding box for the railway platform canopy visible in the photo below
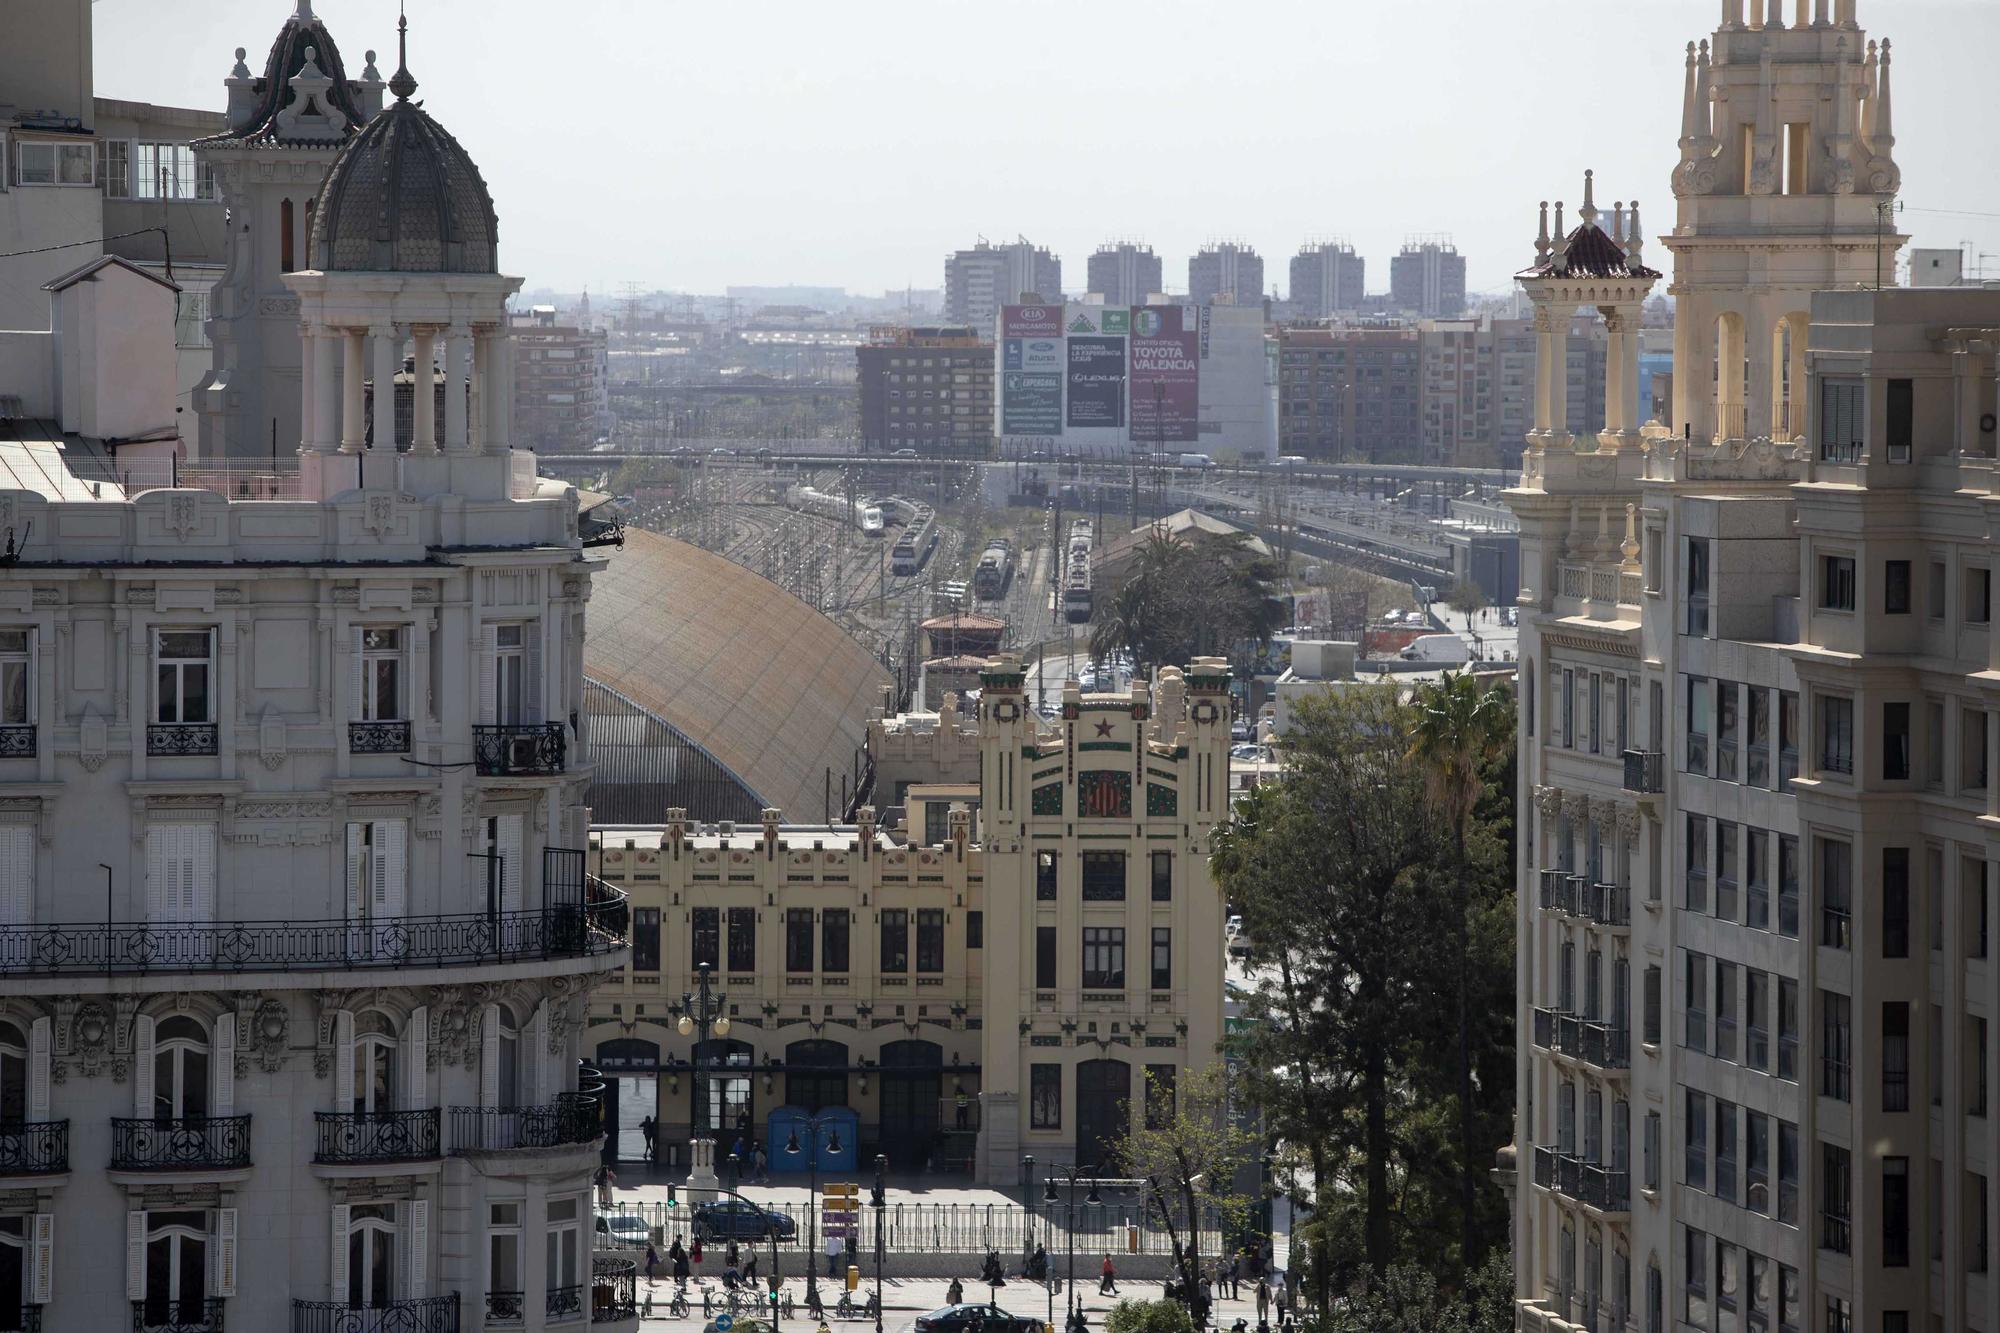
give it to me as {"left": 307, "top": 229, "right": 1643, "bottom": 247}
{"left": 582, "top": 526, "right": 891, "bottom": 823}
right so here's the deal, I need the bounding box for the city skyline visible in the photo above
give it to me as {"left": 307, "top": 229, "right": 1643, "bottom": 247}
{"left": 92, "top": 0, "right": 2000, "bottom": 301}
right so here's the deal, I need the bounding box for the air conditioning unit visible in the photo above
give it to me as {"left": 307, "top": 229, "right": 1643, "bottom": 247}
{"left": 718, "top": 821, "right": 735, "bottom": 837}
{"left": 507, "top": 735, "right": 543, "bottom": 770}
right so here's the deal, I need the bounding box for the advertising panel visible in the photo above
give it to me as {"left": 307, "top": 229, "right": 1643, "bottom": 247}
{"left": 1128, "top": 305, "right": 1199, "bottom": 444}
{"left": 1066, "top": 337, "right": 1126, "bottom": 429}
{"left": 1003, "top": 304, "right": 1062, "bottom": 338}
{"left": 1018, "top": 337, "right": 1062, "bottom": 371}
{"left": 1002, "top": 372, "right": 1062, "bottom": 435}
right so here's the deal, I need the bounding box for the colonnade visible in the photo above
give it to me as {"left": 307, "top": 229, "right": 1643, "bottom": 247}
{"left": 297, "top": 320, "right": 513, "bottom": 456}
{"left": 1530, "top": 300, "right": 1648, "bottom": 447}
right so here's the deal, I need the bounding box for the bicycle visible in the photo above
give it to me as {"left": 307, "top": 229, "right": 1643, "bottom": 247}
{"left": 781, "top": 1289, "right": 797, "bottom": 1318}
{"left": 669, "top": 1290, "right": 691, "bottom": 1320}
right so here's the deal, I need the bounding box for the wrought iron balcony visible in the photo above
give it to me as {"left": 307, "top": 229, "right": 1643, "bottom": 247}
{"left": 132, "top": 1297, "right": 225, "bottom": 1333}
{"left": 451, "top": 1093, "right": 601, "bottom": 1154}
{"left": 347, "top": 720, "right": 412, "bottom": 755}
{"left": 147, "top": 723, "right": 218, "bottom": 757}
{"left": 0, "top": 1120, "right": 67, "bottom": 1175}
{"left": 591, "top": 1254, "right": 638, "bottom": 1323}
{"left": 1537, "top": 869, "right": 1580, "bottom": 915}
{"left": 0, "top": 892, "right": 628, "bottom": 977}
{"left": 313, "top": 1108, "right": 441, "bottom": 1164}
{"left": 110, "top": 1114, "right": 252, "bottom": 1172}
{"left": 291, "top": 1294, "right": 460, "bottom": 1333}
{"left": 1582, "top": 882, "right": 1630, "bottom": 930}
{"left": 473, "top": 722, "right": 566, "bottom": 777}
{"left": 1530, "top": 1009, "right": 1628, "bottom": 1071}
{"left": 1531, "top": 1148, "right": 1629, "bottom": 1214}
{"left": 1621, "top": 748, "right": 1664, "bottom": 794}
{"left": 545, "top": 1285, "right": 585, "bottom": 1322}
{"left": 485, "top": 1292, "right": 526, "bottom": 1323}
{"left": 0, "top": 726, "right": 32, "bottom": 759}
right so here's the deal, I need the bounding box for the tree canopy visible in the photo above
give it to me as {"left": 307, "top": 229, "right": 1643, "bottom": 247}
{"left": 1090, "top": 529, "right": 1284, "bottom": 675}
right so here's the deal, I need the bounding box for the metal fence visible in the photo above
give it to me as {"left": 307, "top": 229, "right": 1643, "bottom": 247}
{"left": 620, "top": 1199, "right": 1225, "bottom": 1259}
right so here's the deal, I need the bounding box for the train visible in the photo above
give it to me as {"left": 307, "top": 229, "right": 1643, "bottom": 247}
{"left": 1062, "top": 519, "right": 1093, "bottom": 624}
{"left": 787, "top": 484, "right": 883, "bottom": 536}
{"left": 891, "top": 506, "right": 939, "bottom": 576}
{"left": 971, "top": 538, "right": 1014, "bottom": 600}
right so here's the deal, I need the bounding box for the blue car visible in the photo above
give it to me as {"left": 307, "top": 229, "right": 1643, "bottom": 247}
{"left": 692, "top": 1199, "right": 797, "bottom": 1241}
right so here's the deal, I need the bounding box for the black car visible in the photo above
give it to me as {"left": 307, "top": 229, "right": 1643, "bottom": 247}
{"left": 915, "top": 1304, "right": 1043, "bottom": 1333}
{"left": 691, "top": 1199, "right": 797, "bottom": 1241}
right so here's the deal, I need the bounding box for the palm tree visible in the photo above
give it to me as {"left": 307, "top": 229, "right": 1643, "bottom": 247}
{"left": 1090, "top": 577, "right": 1151, "bottom": 672}
{"left": 1407, "top": 669, "right": 1512, "bottom": 1275}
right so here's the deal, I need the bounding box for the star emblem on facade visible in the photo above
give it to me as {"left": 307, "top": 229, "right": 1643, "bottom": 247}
{"left": 1094, "top": 720, "right": 1114, "bottom": 737}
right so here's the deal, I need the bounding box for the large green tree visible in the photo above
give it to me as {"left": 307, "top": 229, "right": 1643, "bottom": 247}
{"left": 1089, "top": 528, "right": 1283, "bottom": 676}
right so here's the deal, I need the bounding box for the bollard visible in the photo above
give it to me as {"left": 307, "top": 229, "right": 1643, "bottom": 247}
{"left": 847, "top": 1264, "right": 860, "bottom": 1292}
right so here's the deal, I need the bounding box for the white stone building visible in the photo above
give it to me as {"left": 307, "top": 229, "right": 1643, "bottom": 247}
{"left": 0, "top": 9, "right": 634, "bottom": 1333}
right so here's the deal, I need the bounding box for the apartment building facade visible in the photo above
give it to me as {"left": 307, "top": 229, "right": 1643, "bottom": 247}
{"left": 511, "top": 307, "right": 612, "bottom": 452}
{"left": 856, "top": 325, "right": 994, "bottom": 452}
{"left": 1188, "top": 243, "right": 1263, "bottom": 309}
{"left": 1086, "top": 243, "right": 1164, "bottom": 307}
{"left": 1276, "top": 324, "right": 1420, "bottom": 461}
{"left": 1288, "top": 242, "right": 1365, "bottom": 322}
{"left": 944, "top": 240, "right": 1061, "bottom": 332}
{"left": 1390, "top": 240, "right": 1467, "bottom": 318}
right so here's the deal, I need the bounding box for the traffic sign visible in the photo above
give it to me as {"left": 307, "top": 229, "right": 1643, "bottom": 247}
{"left": 717, "top": 1316, "right": 735, "bottom": 1330}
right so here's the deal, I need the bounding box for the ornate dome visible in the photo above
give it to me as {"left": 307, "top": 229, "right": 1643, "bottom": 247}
{"left": 308, "top": 17, "right": 498, "bottom": 274}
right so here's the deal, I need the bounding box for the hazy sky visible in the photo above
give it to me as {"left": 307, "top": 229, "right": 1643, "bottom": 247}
{"left": 94, "top": 0, "right": 2000, "bottom": 300}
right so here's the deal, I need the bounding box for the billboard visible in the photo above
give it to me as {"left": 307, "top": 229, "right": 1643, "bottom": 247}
{"left": 1003, "top": 304, "right": 1062, "bottom": 338}
{"left": 1066, "top": 337, "right": 1126, "bottom": 428}
{"left": 1128, "top": 305, "right": 1199, "bottom": 444}
{"left": 1002, "top": 371, "right": 1062, "bottom": 434}
{"left": 1003, "top": 336, "right": 1062, "bottom": 372}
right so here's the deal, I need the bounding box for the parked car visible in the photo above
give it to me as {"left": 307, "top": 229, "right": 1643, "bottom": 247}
{"left": 892, "top": 447, "right": 919, "bottom": 458}
{"left": 594, "top": 1213, "right": 651, "bottom": 1251}
{"left": 710, "top": 447, "right": 737, "bottom": 457}
{"left": 915, "top": 1305, "right": 1043, "bottom": 1333}
{"left": 692, "top": 1199, "right": 796, "bottom": 1241}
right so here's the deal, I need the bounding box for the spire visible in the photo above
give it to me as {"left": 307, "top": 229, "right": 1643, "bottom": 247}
{"left": 1859, "top": 39, "right": 1877, "bottom": 142}
{"left": 389, "top": 7, "right": 417, "bottom": 102}
{"left": 294, "top": 0, "right": 314, "bottom": 17}
{"left": 1873, "top": 37, "right": 1894, "bottom": 146}
{"left": 1627, "top": 201, "right": 1645, "bottom": 264}
{"left": 1578, "top": 170, "right": 1598, "bottom": 229}
{"left": 1535, "top": 201, "right": 1551, "bottom": 264}
{"left": 1551, "top": 201, "right": 1568, "bottom": 271}
{"left": 1694, "top": 40, "right": 1712, "bottom": 140}
{"left": 1613, "top": 201, "right": 1626, "bottom": 245}
{"left": 1680, "top": 42, "right": 1701, "bottom": 146}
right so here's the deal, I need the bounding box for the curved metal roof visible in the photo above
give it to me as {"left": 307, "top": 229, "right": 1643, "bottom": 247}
{"left": 583, "top": 527, "right": 892, "bottom": 825}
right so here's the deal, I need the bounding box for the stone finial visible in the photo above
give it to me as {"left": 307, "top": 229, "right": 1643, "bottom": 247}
{"left": 1535, "top": 201, "right": 1550, "bottom": 263}
{"left": 1612, "top": 201, "right": 1625, "bottom": 243}
{"left": 362, "top": 49, "right": 383, "bottom": 83}
{"left": 1578, "top": 170, "right": 1598, "bottom": 228}
{"left": 294, "top": 0, "right": 314, "bottom": 17}
{"left": 230, "top": 46, "right": 252, "bottom": 79}
{"left": 389, "top": 12, "right": 418, "bottom": 102}
{"left": 1627, "top": 201, "right": 1644, "bottom": 262}
{"left": 1620, "top": 504, "right": 1641, "bottom": 568}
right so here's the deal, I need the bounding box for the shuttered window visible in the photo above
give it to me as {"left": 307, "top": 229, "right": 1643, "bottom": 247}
{"left": 145, "top": 824, "right": 216, "bottom": 924}
{"left": 1819, "top": 378, "right": 1864, "bottom": 463}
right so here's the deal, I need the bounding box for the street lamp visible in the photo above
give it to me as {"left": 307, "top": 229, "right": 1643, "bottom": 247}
{"left": 785, "top": 1112, "right": 844, "bottom": 1311}
{"left": 676, "top": 964, "right": 730, "bottom": 1176}
{"left": 871, "top": 1154, "right": 888, "bottom": 1333}
{"left": 1040, "top": 1162, "right": 1101, "bottom": 1333}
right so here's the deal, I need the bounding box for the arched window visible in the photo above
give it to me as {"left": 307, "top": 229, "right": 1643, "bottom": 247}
{"left": 784, "top": 1040, "right": 848, "bottom": 1113}
{"left": 353, "top": 1012, "right": 397, "bottom": 1115}
{"left": 0, "top": 1021, "right": 24, "bottom": 1125}
{"left": 494, "top": 1004, "right": 519, "bottom": 1108}
{"left": 344, "top": 1203, "right": 398, "bottom": 1308}
{"left": 143, "top": 1209, "right": 207, "bottom": 1325}
{"left": 153, "top": 1017, "right": 209, "bottom": 1121}
{"left": 280, "top": 199, "right": 295, "bottom": 274}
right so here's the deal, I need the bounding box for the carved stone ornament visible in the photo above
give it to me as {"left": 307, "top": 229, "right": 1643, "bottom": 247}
{"left": 1562, "top": 792, "right": 1593, "bottom": 823}
{"left": 313, "top": 989, "right": 353, "bottom": 1079}
{"left": 363, "top": 494, "right": 395, "bottom": 536}
{"left": 1533, "top": 785, "right": 1564, "bottom": 817}
{"left": 165, "top": 494, "right": 200, "bottom": 541}
{"left": 1616, "top": 806, "right": 1641, "bottom": 839}
{"left": 428, "top": 987, "right": 475, "bottom": 1069}
{"left": 242, "top": 995, "right": 290, "bottom": 1075}
{"left": 71, "top": 1001, "right": 110, "bottom": 1077}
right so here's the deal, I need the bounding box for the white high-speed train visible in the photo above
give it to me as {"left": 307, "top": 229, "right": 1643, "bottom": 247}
{"left": 787, "top": 485, "right": 884, "bottom": 536}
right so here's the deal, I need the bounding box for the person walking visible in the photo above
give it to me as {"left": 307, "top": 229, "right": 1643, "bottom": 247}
{"left": 595, "top": 1164, "right": 616, "bottom": 1209}
{"left": 645, "top": 1242, "right": 660, "bottom": 1282}
{"left": 754, "top": 1146, "right": 768, "bottom": 1183}
{"left": 824, "top": 1229, "right": 843, "bottom": 1278}
{"left": 670, "top": 1238, "right": 690, "bottom": 1287}
{"left": 743, "top": 1249, "right": 759, "bottom": 1284}
{"left": 1226, "top": 1253, "right": 1240, "bottom": 1299}
{"left": 640, "top": 1115, "right": 658, "bottom": 1162}
{"left": 1098, "top": 1254, "right": 1118, "bottom": 1295}
{"left": 1254, "top": 1277, "right": 1270, "bottom": 1325}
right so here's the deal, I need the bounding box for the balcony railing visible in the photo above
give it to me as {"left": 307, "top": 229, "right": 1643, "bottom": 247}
{"left": 485, "top": 1293, "right": 526, "bottom": 1323}
{"left": 313, "top": 1108, "right": 441, "bottom": 1164}
{"left": 546, "top": 1285, "right": 585, "bottom": 1322}
{"left": 1530, "top": 1009, "right": 1629, "bottom": 1071}
{"left": 1582, "top": 882, "right": 1630, "bottom": 929}
{"left": 0, "top": 726, "right": 32, "bottom": 759}
{"left": 1532, "top": 1148, "right": 1629, "bottom": 1214}
{"left": 147, "top": 723, "right": 218, "bottom": 757}
{"left": 110, "top": 1114, "right": 252, "bottom": 1172}
{"left": 591, "top": 1254, "right": 638, "bottom": 1324}
{"left": 0, "top": 1120, "right": 67, "bottom": 1175}
{"left": 347, "top": 720, "right": 412, "bottom": 755}
{"left": 0, "top": 894, "right": 628, "bottom": 976}
{"left": 291, "top": 1294, "right": 459, "bottom": 1333}
{"left": 450, "top": 1093, "right": 601, "bottom": 1153}
{"left": 2, "top": 1306, "right": 39, "bottom": 1333}
{"left": 1538, "top": 869, "right": 1579, "bottom": 916}
{"left": 1621, "top": 749, "right": 1664, "bottom": 794}
{"left": 132, "top": 1298, "right": 225, "bottom": 1333}
{"left": 473, "top": 723, "right": 566, "bottom": 777}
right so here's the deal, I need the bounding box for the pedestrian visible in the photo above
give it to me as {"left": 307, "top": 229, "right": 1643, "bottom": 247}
{"left": 743, "top": 1250, "right": 759, "bottom": 1283}
{"left": 1196, "top": 1277, "right": 1212, "bottom": 1328}
{"left": 1227, "top": 1253, "right": 1240, "bottom": 1299}
{"left": 691, "top": 1235, "right": 704, "bottom": 1274}
{"left": 640, "top": 1115, "right": 657, "bottom": 1162}
{"left": 954, "top": 1090, "right": 970, "bottom": 1130}
{"left": 733, "top": 1134, "right": 745, "bottom": 1164}
{"left": 754, "top": 1146, "right": 768, "bottom": 1183}
{"left": 1270, "top": 1274, "right": 1286, "bottom": 1316}
{"left": 595, "top": 1164, "right": 616, "bottom": 1209}
{"left": 727, "top": 1240, "right": 741, "bottom": 1270}
{"left": 670, "top": 1237, "right": 690, "bottom": 1286}
{"left": 845, "top": 1231, "right": 858, "bottom": 1273}
{"left": 1099, "top": 1254, "right": 1118, "bottom": 1295}
{"left": 1254, "top": 1277, "right": 1270, "bottom": 1324}
{"left": 825, "top": 1229, "right": 843, "bottom": 1278}
{"left": 645, "top": 1243, "right": 660, "bottom": 1282}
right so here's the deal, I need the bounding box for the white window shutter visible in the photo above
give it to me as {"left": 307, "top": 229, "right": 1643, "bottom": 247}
{"left": 403, "top": 1005, "right": 428, "bottom": 1110}
{"left": 30, "top": 1213, "right": 52, "bottom": 1305}
{"left": 191, "top": 824, "right": 215, "bottom": 923}
{"left": 498, "top": 814, "right": 524, "bottom": 913}
{"left": 329, "top": 1203, "right": 350, "bottom": 1299}
{"left": 479, "top": 1004, "right": 500, "bottom": 1108}
{"left": 133, "top": 1015, "right": 155, "bottom": 1116}
{"left": 525, "top": 624, "right": 544, "bottom": 723}
{"left": 478, "top": 625, "right": 498, "bottom": 723}
{"left": 345, "top": 822, "right": 365, "bottom": 919}
{"left": 0, "top": 826, "right": 31, "bottom": 925}
{"left": 213, "top": 1207, "right": 237, "bottom": 1297}
{"left": 405, "top": 1199, "right": 429, "bottom": 1297}
{"left": 351, "top": 627, "right": 367, "bottom": 720}
{"left": 379, "top": 820, "right": 407, "bottom": 917}
{"left": 145, "top": 827, "right": 166, "bottom": 922}
{"left": 127, "top": 1211, "right": 146, "bottom": 1300}
{"left": 522, "top": 1003, "right": 545, "bottom": 1105}
{"left": 28, "top": 1016, "right": 49, "bottom": 1122}
{"left": 211, "top": 1012, "right": 235, "bottom": 1118}
{"left": 335, "top": 1009, "right": 355, "bottom": 1113}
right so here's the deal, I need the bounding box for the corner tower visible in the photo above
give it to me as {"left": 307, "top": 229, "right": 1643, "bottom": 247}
{"left": 1666, "top": 0, "right": 1904, "bottom": 444}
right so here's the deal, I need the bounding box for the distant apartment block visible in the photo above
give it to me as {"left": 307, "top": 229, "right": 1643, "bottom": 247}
{"left": 511, "top": 305, "right": 611, "bottom": 450}
{"left": 1391, "top": 238, "right": 1467, "bottom": 317}
{"left": 1189, "top": 242, "right": 1264, "bottom": 308}
{"left": 1289, "top": 241, "right": 1366, "bottom": 320}
{"left": 944, "top": 239, "right": 1061, "bottom": 332}
{"left": 857, "top": 325, "right": 994, "bottom": 451}
{"left": 1085, "top": 242, "right": 1163, "bottom": 306}
{"left": 1276, "top": 324, "right": 1421, "bottom": 461}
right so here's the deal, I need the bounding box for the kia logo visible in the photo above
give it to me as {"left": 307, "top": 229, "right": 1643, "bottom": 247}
{"left": 1019, "top": 308, "right": 1046, "bottom": 320}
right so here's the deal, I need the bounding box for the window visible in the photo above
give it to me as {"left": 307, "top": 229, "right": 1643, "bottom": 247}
{"left": 1778, "top": 1120, "right": 1800, "bottom": 1224}
{"left": 1686, "top": 814, "right": 1709, "bottom": 912}
{"left": 1965, "top": 706, "right": 1991, "bottom": 791}
{"left": 631, "top": 908, "right": 660, "bottom": 973}
{"left": 1779, "top": 690, "right": 1800, "bottom": 782}
{"left": 1821, "top": 989, "right": 1852, "bottom": 1101}
{"left": 1881, "top": 849, "right": 1909, "bottom": 957}
{"left": 1644, "top": 1110, "right": 1661, "bottom": 1190}
{"left": 1035, "top": 852, "right": 1057, "bottom": 900}
{"left": 1715, "top": 962, "right": 1738, "bottom": 1062}
{"left": 1778, "top": 835, "right": 1800, "bottom": 937}
{"left": 1685, "top": 1089, "right": 1707, "bottom": 1190}
{"left": 1747, "top": 1254, "right": 1771, "bottom": 1332}
{"left": 728, "top": 906, "right": 756, "bottom": 973}
{"left": 1824, "top": 1297, "right": 1851, "bottom": 1333}
{"left": 1973, "top": 567, "right": 1995, "bottom": 625}
{"left": 147, "top": 823, "right": 216, "bottom": 925}
{"left": 155, "top": 630, "right": 213, "bottom": 723}
{"left": 1778, "top": 1266, "right": 1800, "bottom": 1333}
{"left": 1929, "top": 560, "right": 1949, "bottom": 619}
{"left": 1081, "top": 927, "right": 1125, "bottom": 989}
{"left": 1687, "top": 538, "right": 1711, "bottom": 635}
{"left": 785, "top": 908, "right": 812, "bottom": 973}
{"left": 1150, "top": 927, "right": 1171, "bottom": 991}
{"left": 1969, "top": 1171, "right": 1989, "bottom": 1272}
{"left": 1081, "top": 852, "right": 1125, "bottom": 900}
{"left": 1034, "top": 925, "right": 1056, "bottom": 989}
{"left": 1819, "top": 695, "right": 1854, "bottom": 775}
{"left": 1821, "top": 1142, "right": 1852, "bottom": 1253}
{"left": 133, "top": 142, "right": 215, "bottom": 200}
{"left": 1778, "top": 978, "right": 1800, "bottom": 1082}
{"left": 821, "top": 909, "right": 849, "bottom": 973}
{"left": 1715, "top": 1099, "right": 1738, "bottom": 1202}
{"left": 1927, "top": 698, "right": 1947, "bottom": 786}
{"left": 1150, "top": 851, "right": 1172, "bottom": 901}
{"left": 1030, "top": 1064, "right": 1061, "bottom": 1128}
{"left": 151, "top": 1015, "right": 211, "bottom": 1120}
{"left": 1718, "top": 683, "right": 1739, "bottom": 780}
{"left": 1684, "top": 1226, "right": 1708, "bottom": 1326}
{"left": 916, "top": 909, "right": 945, "bottom": 972}
{"left": 1646, "top": 1262, "right": 1663, "bottom": 1333}
{"left": 1747, "top": 969, "right": 1769, "bottom": 1069}
{"left": 1589, "top": 673, "right": 1602, "bottom": 753}
{"left": 1643, "top": 964, "right": 1661, "bottom": 1045}
{"left": 0, "top": 630, "right": 31, "bottom": 725}
{"left": 1883, "top": 702, "right": 1911, "bottom": 780}
{"left": 1716, "top": 822, "right": 1739, "bottom": 922}
{"left": 1972, "top": 1016, "right": 1990, "bottom": 1118}
{"left": 1969, "top": 856, "right": 1992, "bottom": 959}
{"left": 1716, "top": 1241, "right": 1738, "bottom": 1326}
{"left": 1820, "top": 555, "right": 1856, "bottom": 611}
{"left": 488, "top": 1201, "right": 522, "bottom": 1307}
{"left": 13, "top": 139, "right": 93, "bottom": 186}
{"left": 690, "top": 907, "right": 719, "bottom": 972}
{"left": 101, "top": 138, "right": 130, "bottom": 196}
{"left": 966, "top": 910, "right": 982, "bottom": 949}
{"left": 546, "top": 1196, "right": 581, "bottom": 1301}
{"left": 1684, "top": 951, "right": 1707, "bottom": 1053}
{"left": 1885, "top": 559, "right": 1912, "bottom": 614}
{"left": 1818, "top": 377, "right": 1863, "bottom": 462}
{"left": 1820, "top": 838, "right": 1852, "bottom": 949}
{"left": 1882, "top": 1157, "right": 1910, "bottom": 1267}
{"left": 356, "top": 627, "right": 403, "bottom": 721}
{"left": 879, "top": 909, "right": 908, "bottom": 973}
{"left": 1747, "top": 828, "right": 1770, "bottom": 929}
{"left": 487, "top": 623, "right": 533, "bottom": 725}
{"left": 1686, "top": 676, "right": 1711, "bottom": 775}
{"left": 1746, "top": 1110, "right": 1770, "bottom": 1213}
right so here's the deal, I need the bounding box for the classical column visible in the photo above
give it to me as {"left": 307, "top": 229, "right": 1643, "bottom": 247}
{"left": 315, "top": 328, "right": 340, "bottom": 454}
{"left": 341, "top": 328, "right": 367, "bottom": 454}
{"left": 485, "top": 328, "right": 512, "bottom": 454}
{"left": 1602, "top": 311, "right": 1627, "bottom": 438}
{"left": 298, "top": 324, "right": 317, "bottom": 454}
{"left": 1785, "top": 315, "right": 1808, "bottom": 441}
{"left": 1547, "top": 308, "right": 1571, "bottom": 442}
{"left": 1717, "top": 315, "right": 1746, "bottom": 441}
{"left": 1532, "top": 305, "right": 1556, "bottom": 436}
{"left": 411, "top": 328, "right": 439, "bottom": 455}
{"left": 471, "top": 332, "right": 490, "bottom": 453}
{"left": 1622, "top": 307, "right": 1644, "bottom": 435}
{"left": 371, "top": 323, "right": 399, "bottom": 454}
{"left": 444, "top": 324, "right": 470, "bottom": 452}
